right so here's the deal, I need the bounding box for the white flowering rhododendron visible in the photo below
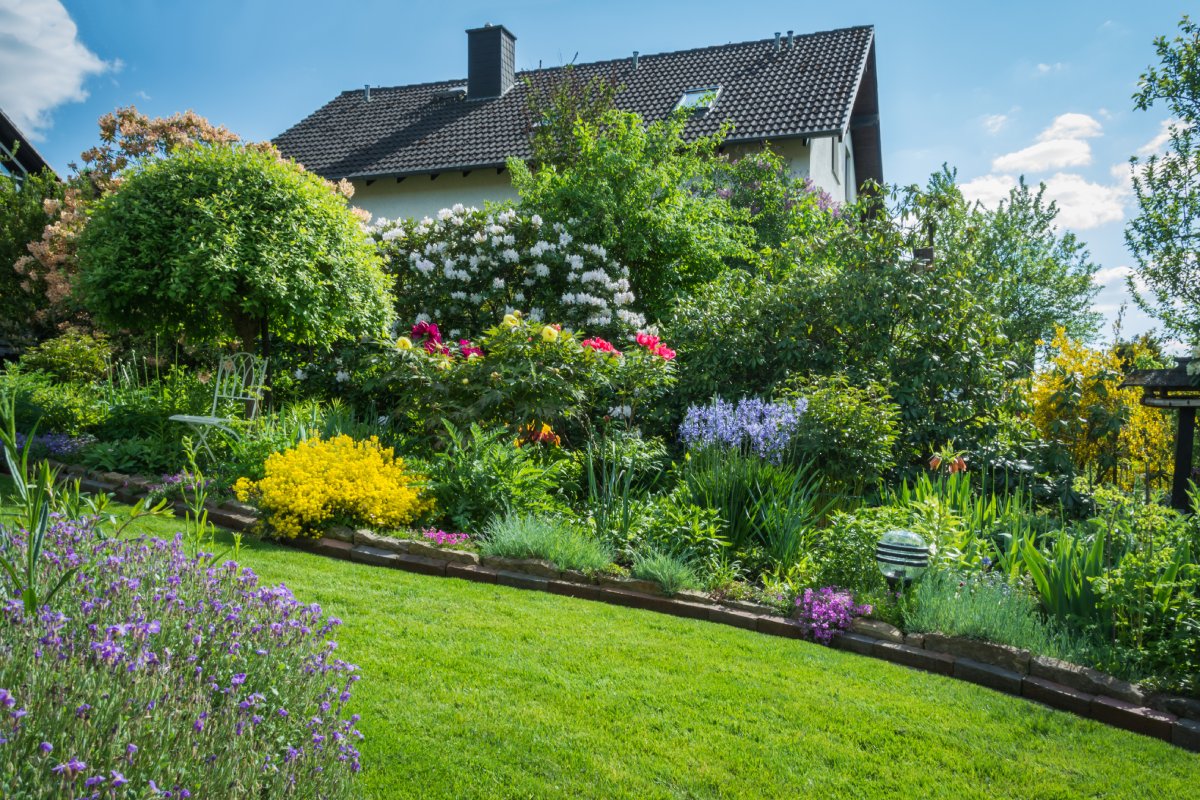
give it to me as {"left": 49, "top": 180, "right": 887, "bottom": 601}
{"left": 371, "top": 205, "right": 644, "bottom": 339}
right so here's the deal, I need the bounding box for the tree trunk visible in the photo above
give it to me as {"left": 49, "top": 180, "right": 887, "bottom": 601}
{"left": 231, "top": 312, "right": 258, "bottom": 353}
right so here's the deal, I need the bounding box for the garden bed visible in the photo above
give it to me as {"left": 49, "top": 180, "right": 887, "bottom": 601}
{"left": 34, "top": 457, "right": 1200, "bottom": 753}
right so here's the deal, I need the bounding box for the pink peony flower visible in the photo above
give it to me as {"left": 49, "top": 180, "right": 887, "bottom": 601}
{"left": 412, "top": 321, "right": 442, "bottom": 345}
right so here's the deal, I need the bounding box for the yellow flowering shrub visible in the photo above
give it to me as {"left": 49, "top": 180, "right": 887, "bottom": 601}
{"left": 1028, "top": 328, "right": 1173, "bottom": 488}
{"left": 234, "top": 435, "right": 432, "bottom": 539}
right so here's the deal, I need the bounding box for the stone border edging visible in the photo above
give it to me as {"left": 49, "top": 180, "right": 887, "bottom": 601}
{"left": 23, "top": 459, "right": 1200, "bottom": 753}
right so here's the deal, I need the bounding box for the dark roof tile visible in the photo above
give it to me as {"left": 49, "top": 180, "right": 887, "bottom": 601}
{"left": 274, "top": 25, "right": 875, "bottom": 180}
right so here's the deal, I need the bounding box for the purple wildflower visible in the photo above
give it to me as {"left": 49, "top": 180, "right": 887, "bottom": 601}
{"left": 51, "top": 758, "right": 87, "bottom": 779}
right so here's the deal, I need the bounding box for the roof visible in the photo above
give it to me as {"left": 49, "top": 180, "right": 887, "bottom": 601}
{"left": 0, "top": 108, "right": 56, "bottom": 181}
{"left": 274, "top": 25, "right": 882, "bottom": 187}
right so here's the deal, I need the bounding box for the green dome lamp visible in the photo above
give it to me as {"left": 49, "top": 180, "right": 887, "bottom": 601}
{"left": 875, "top": 529, "right": 930, "bottom": 592}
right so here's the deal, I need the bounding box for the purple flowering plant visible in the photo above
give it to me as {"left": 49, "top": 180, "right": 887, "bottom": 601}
{"left": 0, "top": 509, "right": 363, "bottom": 796}
{"left": 421, "top": 528, "right": 471, "bottom": 547}
{"left": 13, "top": 431, "right": 96, "bottom": 461}
{"left": 793, "top": 587, "right": 873, "bottom": 644}
{"left": 679, "top": 396, "right": 808, "bottom": 463}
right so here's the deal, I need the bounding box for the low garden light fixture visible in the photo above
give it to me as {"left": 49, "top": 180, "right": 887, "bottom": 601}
{"left": 875, "top": 529, "right": 930, "bottom": 591}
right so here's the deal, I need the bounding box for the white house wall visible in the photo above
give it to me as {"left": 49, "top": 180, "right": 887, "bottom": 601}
{"left": 349, "top": 134, "right": 855, "bottom": 222}
{"left": 802, "top": 134, "right": 856, "bottom": 205}
{"left": 352, "top": 169, "right": 518, "bottom": 223}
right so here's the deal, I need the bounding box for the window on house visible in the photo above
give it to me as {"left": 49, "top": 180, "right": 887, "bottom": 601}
{"left": 675, "top": 87, "right": 721, "bottom": 112}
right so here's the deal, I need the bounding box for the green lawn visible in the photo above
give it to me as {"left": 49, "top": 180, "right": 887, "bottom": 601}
{"left": 7, "top": 489, "right": 1200, "bottom": 798}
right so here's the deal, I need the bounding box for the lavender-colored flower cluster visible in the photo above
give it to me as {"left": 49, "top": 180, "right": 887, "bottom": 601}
{"left": 0, "top": 517, "right": 363, "bottom": 798}
{"left": 801, "top": 177, "right": 842, "bottom": 218}
{"left": 679, "top": 396, "right": 808, "bottom": 462}
{"left": 12, "top": 431, "right": 96, "bottom": 459}
{"left": 793, "top": 587, "right": 872, "bottom": 644}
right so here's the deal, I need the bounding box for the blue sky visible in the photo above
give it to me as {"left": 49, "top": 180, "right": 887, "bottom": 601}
{"left": 1, "top": 0, "right": 1191, "bottom": 346}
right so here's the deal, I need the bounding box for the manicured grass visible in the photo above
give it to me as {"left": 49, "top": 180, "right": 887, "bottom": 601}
{"left": 5, "top": 486, "right": 1200, "bottom": 798}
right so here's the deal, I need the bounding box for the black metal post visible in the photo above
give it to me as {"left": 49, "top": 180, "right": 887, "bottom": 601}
{"left": 1171, "top": 407, "right": 1196, "bottom": 512}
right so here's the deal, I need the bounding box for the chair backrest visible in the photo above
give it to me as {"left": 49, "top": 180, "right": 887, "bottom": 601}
{"left": 209, "top": 353, "right": 268, "bottom": 420}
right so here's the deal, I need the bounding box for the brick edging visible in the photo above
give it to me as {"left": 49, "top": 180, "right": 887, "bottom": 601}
{"left": 23, "top": 459, "right": 1200, "bottom": 753}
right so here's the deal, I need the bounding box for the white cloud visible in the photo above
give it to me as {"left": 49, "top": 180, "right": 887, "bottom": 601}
{"left": 1137, "top": 119, "right": 1179, "bottom": 157}
{"left": 961, "top": 172, "right": 1126, "bottom": 231}
{"left": 1040, "top": 173, "right": 1126, "bottom": 229}
{"left": 960, "top": 173, "right": 1017, "bottom": 208}
{"left": 0, "top": 0, "right": 116, "bottom": 138}
{"left": 1092, "top": 265, "right": 1134, "bottom": 286}
{"left": 982, "top": 113, "right": 1009, "bottom": 135}
{"left": 1035, "top": 62, "right": 1066, "bottom": 75}
{"left": 1037, "top": 112, "right": 1102, "bottom": 141}
{"left": 990, "top": 113, "right": 1103, "bottom": 173}
{"left": 992, "top": 138, "right": 1092, "bottom": 172}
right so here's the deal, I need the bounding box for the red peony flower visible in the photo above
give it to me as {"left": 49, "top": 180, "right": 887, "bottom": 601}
{"left": 582, "top": 337, "right": 621, "bottom": 356}
{"left": 635, "top": 332, "right": 659, "bottom": 349}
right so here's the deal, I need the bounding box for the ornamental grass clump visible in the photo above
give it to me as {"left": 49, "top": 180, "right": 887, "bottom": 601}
{"left": 235, "top": 434, "right": 431, "bottom": 539}
{"left": 0, "top": 519, "right": 363, "bottom": 798}
{"left": 482, "top": 514, "right": 613, "bottom": 573}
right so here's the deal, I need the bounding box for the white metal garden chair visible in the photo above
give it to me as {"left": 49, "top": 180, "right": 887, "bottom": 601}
{"left": 170, "top": 353, "right": 267, "bottom": 460}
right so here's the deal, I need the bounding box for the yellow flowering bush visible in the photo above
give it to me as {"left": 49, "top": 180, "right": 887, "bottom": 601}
{"left": 234, "top": 435, "right": 432, "bottom": 539}
{"left": 1028, "top": 328, "right": 1173, "bottom": 488}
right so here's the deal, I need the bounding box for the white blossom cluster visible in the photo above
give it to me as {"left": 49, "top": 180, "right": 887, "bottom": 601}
{"left": 370, "top": 204, "right": 644, "bottom": 336}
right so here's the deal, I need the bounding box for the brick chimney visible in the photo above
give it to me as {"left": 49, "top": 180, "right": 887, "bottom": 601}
{"left": 466, "top": 24, "right": 516, "bottom": 99}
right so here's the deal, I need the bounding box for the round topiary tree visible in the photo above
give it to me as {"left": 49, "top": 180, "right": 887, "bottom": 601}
{"left": 76, "top": 144, "right": 394, "bottom": 351}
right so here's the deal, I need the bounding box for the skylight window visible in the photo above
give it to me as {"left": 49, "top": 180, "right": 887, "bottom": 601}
{"left": 675, "top": 86, "right": 721, "bottom": 112}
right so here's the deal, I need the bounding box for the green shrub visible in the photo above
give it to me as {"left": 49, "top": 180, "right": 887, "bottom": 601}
{"left": 680, "top": 448, "right": 825, "bottom": 575}
{"left": 775, "top": 373, "right": 899, "bottom": 494}
{"left": 77, "top": 143, "right": 393, "bottom": 349}
{"left": 637, "top": 489, "right": 727, "bottom": 566}
{"left": 812, "top": 507, "right": 907, "bottom": 594}
{"left": 904, "top": 569, "right": 1083, "bottom": 659}
{"left": 80, "top": 436, "right": 183, "bottom": 476}
{"left": 481, "top": 514, "right": 613, "bottom": 572}
{"left": 19, "top": 328, "right": 110, "bottom": 383}
{"left": 370, "top": 316, "right": 676, "bottom": 443}
{"left": 429, "top": 422, "right": 570, "bottom": 531}
{"left": 27, "top": 381, "right": 107, "bottom": 435}
{"left": 631, "top": 548, "right": 701, "bottom": 595}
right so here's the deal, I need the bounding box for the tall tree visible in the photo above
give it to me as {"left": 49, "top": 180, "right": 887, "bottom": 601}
{"left": 975, "top": 177, "right": 1101, "bottom": 368}
{"left": 909, "top": 168, "right": 1100, "bottom": 372}
{"left": 0, "top": 164, "right": 61, "bottom": 343}
{"left": 510, "top": 109, "right": 753, "bottom": 322}
{"left": 523, "top": 65, "right": 620, "bottom": 168}
{"left": 1126, "top": 14, "right": 1200, "bottom": 342}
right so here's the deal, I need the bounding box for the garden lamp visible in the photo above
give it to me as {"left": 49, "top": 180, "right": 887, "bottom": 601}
{"left": 875, "top": 529, "right": 930, "bottom": 592}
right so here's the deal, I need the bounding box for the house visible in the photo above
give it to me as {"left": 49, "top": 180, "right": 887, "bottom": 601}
{"left": 274, "top": 24, "right": 882, "bottom": 222}
{"left": 1, "top": 108, "right": 57, "bottom": 186}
